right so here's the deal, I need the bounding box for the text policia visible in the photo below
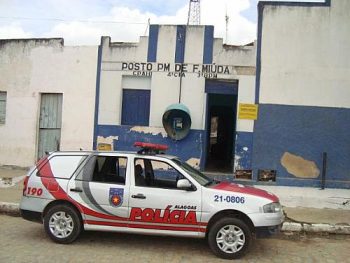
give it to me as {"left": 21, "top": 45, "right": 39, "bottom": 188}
{"left": 129, "top": 205, "right": 198, "bottom": 225}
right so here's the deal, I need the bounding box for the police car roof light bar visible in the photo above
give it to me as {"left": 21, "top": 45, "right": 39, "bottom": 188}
{"left": 134, "top": 142, "right": 168, "bottom": 155}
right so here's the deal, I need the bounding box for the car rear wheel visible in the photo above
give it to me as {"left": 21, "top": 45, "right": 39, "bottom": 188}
{"left": 44, "top": 205, "right": 82, "bottom": 244}
{"left": 208, "top": 217, "right": 252, "bottom": 259}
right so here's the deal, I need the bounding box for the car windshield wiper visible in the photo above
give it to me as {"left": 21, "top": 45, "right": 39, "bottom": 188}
{"left": 204, "top": 179, "right": 221, "bottom": 187}
{"left": 204, "top": 180, "right": 215, "bottom": 186}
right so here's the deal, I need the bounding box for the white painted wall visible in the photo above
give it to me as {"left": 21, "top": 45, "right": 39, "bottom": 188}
{"left": 179, "top": 75, "right": 206, "bottom": 130}
{"left": 98, "top": 71, "right": 121, "bottom": 125}
{"left": 236, "top": 75, "right": 256, "bottom": 132}
{"left": 149, "top": 73, "right": 181, "bottom": 127}
{"left": 122, "top": 76, "right": 151, "bottom": 90}
{"left": 184, "top": 26, "right": 205, "bottom": 64}
{"left": 259, "top": 0, "right": 350, "bottom": 108}
{"left": 99, "top": 37, "right": 149, "bottom": 125}
{"left": 157, "top": 25, "right": 177, "bottom": 63}
{"left": 213, "top": 38, "right": 256, "bottom": 67}
{"left": 101, "top": 36, "right": 148, "bottom": 62}
{"left": 257, "top": 185, "right": 350, "bottom": 210}
{"left": 0, "top": 39, "right": 97, "bottom": 167}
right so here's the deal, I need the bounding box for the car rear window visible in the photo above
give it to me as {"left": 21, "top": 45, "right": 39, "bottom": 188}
{"left": 37, "top": 155, "right": 87, "bottom": 179}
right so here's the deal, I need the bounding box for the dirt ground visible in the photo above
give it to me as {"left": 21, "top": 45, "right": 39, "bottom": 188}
{"left": 1, "top": 215, "right": 349, "bottom": 263}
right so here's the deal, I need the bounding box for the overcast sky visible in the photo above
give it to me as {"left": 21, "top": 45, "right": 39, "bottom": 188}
{"left": 0, "top": 0, "right": 323, "bottom": 46}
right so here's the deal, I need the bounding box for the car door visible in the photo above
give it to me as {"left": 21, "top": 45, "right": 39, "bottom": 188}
{"left": 128, "top": 156, "right": 203, "bottom": 235}
{"left": 68, "top": 154, "right": 130, "bottom": 225}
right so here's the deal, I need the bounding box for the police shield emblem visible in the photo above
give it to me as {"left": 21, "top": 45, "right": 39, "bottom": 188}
{"left": 109, "top": 188, "right": 124, "bottom": 207}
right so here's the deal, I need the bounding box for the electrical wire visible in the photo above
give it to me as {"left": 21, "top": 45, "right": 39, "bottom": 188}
{"left": 0, "top": 16, "right": 147, "bottom": 25}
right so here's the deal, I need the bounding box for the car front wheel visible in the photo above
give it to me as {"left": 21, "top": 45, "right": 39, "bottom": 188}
{"left": 208, "top": 217, "right": 252, "bottom": 259}
{"left": 44, "top": 205, "right": 82, "bottom": 244}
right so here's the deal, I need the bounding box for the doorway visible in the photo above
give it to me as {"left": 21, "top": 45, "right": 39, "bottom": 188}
{"left": 37, "top": 93, "right": 63, "bottom": 159}
{"left": 204, "top": 81, "right": 238, "bottom": 173}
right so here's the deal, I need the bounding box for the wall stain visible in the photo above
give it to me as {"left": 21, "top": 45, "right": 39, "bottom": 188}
{"left": 281, "top": 152, "right": 320, "bottom": 178}
{"left": 129, "top": 126, "right": 168, "bottom": 138}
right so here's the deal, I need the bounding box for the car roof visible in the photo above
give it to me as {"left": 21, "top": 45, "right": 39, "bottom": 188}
{"left": 49, "top": 151, "right": 178, "bottom": 160}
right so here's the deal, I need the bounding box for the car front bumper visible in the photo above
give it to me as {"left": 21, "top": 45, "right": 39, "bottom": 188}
{"left": 255, "top": 223, "right": 283, "bottom": 238}
{"left": 248, "top": 209, "right": 285, "bottom": 228}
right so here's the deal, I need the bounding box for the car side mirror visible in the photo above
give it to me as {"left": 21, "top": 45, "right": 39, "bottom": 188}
{"left": 177, "top": 179, "right": 195, "bottom": 191}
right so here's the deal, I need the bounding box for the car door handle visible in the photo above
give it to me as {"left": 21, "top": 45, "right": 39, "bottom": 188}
{"left": 131, "top": 194, "right": 146, "bottom": 199}
{"left": 70, "top": 187, "right": 83, "bottom": 193}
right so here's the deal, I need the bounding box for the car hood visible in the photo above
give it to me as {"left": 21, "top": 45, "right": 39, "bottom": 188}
{"left": 210, "top": 181, "right": 279, "bottom": 202}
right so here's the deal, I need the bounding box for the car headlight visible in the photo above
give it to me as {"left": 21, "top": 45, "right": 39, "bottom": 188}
{"left": 263, "top": 202, "right": 282, "bottom": 213}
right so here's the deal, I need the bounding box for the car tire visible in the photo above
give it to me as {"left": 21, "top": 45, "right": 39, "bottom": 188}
{"left": 44, "top": 204, "right": 82, "bottom": 244}
{"left": 208, "top": 217, "right": 252, "bottom": 259}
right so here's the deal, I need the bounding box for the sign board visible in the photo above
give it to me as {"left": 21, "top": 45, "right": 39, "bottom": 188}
{"left": 238, "top": 103, "right": 258, "bottom": 120}
{"left": 102, "top": 62, "right": 256, "bottom": 78}
{"left": 102, "top": 62, "right": 234, "bottom": 79}
{"left": 97, "top": 143, "right": 112, "bottom": 151}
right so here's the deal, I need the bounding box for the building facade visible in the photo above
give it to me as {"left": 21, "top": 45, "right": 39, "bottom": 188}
{"left": 94, "top": 25, "right": 256, "bottom": 173}
{"left": 1, "top": 0, "right": 349, "bottom": 189}
{"left": 0, "top": 39, "right": 97, "bottom": 167}
{"left": 253, "top": 0, "right": 350, "bottom": 188}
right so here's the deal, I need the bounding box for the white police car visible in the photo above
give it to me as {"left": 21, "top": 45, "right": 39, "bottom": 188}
{"left": 20, "top": 142, "right": 284, "bottom": 259}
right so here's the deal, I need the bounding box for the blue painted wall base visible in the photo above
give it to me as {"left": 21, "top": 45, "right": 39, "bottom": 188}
{"left": 96, "top": 125, "right": 205, "bottom": 168}
{"left": 252, "top": 104, "right": 350, "bottom": 189}
{"left": 234, "top": 132, "right": 253, "bottom": 170}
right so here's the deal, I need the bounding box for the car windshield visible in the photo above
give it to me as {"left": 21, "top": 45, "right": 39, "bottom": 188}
{"left": 172, "top": 158, "right": 215, "bottom": 186}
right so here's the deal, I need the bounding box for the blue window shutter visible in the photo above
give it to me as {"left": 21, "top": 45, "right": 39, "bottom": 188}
{"left": 121, "top": 89, "right": 150, "bottom": 126}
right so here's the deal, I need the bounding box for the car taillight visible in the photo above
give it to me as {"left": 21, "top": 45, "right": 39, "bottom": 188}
{"left": 23, "top": 176, "right": 29, "bottom": 196}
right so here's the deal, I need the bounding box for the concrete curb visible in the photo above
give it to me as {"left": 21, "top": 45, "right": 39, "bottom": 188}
{"left": 0, "top": 202, "right": 20, "bottom": 216}
{"left": 1, "top": 201, "right": 349, "bottom": 234}
{"left": 282, "top": 221, "right": 350, "bottom": 234}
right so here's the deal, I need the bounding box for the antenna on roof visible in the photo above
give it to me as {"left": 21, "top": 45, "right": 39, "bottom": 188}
{"left": 187, "top": 0, "right": 201, "bottom": 25}
{"left": 144, "top": 18, "right": 150, "bottom": 35}
{"left": 225, "top": 5, "right": 229, "bottom": 44}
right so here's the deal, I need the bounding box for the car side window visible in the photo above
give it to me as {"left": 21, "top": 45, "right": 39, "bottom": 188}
{"left": 134, "top": 158, "right": 184, "bottom": 189}
{"left": 91, "top": 156, "right": 127, "bottom": 185}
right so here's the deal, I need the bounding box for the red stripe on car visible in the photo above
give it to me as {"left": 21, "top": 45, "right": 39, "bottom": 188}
{"left": 211, "top": 182, "right": 279, "bottom": 202}
{"left": 85, "top": 220, "right": 206, "bottom": 232}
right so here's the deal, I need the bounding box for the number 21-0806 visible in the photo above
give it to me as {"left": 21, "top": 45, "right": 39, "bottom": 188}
{"left": 214, "top": 195, "right": 245, "bottom": 204}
